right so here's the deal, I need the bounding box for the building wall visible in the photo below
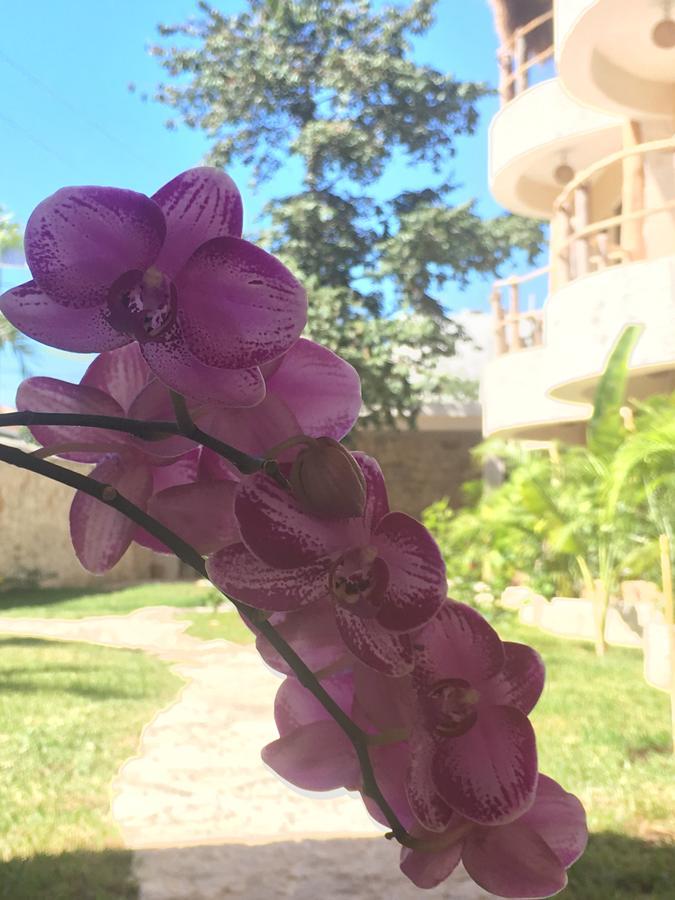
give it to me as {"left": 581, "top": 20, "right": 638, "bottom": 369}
{"left": 353, "top": 429, "right": 482, "bottom": 519}
{"left": 0, "top": 449, "right": 182, "bottom": 590}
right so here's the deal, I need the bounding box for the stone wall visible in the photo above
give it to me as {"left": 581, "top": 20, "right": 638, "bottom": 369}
{"left": 353, "top": 428, "right": 482, "bottom": 518}
{"left": 0, "top": 427, "right": 481, "bottom": 588}
{"left": 0, "top": 445, "right": 182, "bottom": 590}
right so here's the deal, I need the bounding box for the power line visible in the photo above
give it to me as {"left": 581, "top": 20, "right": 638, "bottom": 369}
{"left": 0, "top": 47, "right": 153, "bottom": 167}
{"left": 0, "top": 109, "right": 73, "bottom": 167}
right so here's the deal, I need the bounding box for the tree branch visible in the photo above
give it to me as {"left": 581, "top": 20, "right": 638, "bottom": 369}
{"left": 0, "top": 440, "right": 411, "bottom": 846}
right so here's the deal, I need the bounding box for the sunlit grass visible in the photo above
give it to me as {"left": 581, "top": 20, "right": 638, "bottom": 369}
{"left": 0, "top": 636, "right": 182, "bottom": 899}
{"left": 179, "top": 609, "right": 255, "bottom": 644}
{"left": 495, "top": 615, "right": 675, "bottom": 897}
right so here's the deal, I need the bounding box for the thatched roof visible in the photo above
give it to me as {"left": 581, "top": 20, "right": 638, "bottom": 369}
{"left": 488, "top": 0, "right": 553, "bottom": 52}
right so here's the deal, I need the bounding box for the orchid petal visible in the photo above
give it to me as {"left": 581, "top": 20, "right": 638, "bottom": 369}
{"left": 372, "top": 512, "right": 446, "bottom": 633}
{"left": 262, "top": 720, "right": 360, "bottom": 792}
{"left": 352, "top": 662, "right": 414, "bottom": 733}
{"left": 463, "top": 823, "right": 567, "bottom": 899}
{"left": 354, "top": 453, "right": 389, "bottom": 529}
{"left": 70, "top": 457, "right": 152, "bottom": 573}
{"left": 207, "top": 542, "right": 330, "bottom": 611}
{"left": 234, "top": 472, "right": 354, "bottom": 568}
{"left": 147, "top": 479, "right": 238, "bottom": 554}
{"left": 363, "top": 742, "right": 418, "bottom": 832}
{"left": 175, "top": 236, "right": 306, "bottom": 369}
{"left": 431, "top": 706, "right": 538, "bottom": 825}
{"left": 414, "top": 602, "right": 505, "bottom": 687}
{"left": 152, "top": 167, "right": 243, "bottom": 277}
{"left": 273, "top": 673, "right": 354, "bottom": 735}
{"left": 518, "top": 774, "right": 588, "bottom": 868}
{"left": 334, "top": 605, "right": 414, "bottom": 675}
{"left": 400, "top": 838, "right": 463, "bottom": 890}
{"left": 490, "top": 642, "right": 545, "bottom": 715}
{"left": 266, "top": 339, "right": 361, "bottom": 441}
{"left": 255, "top": 602, "right": 347, "bottom": 676}
{"left": 16, "top": 377, "right": 128, "bottom": 461}
{"left": 406, "top": 732, "right": 454, "bottom": 832}
{"left": 0, "top": 281, "right": 128, "bottom": 352}
{"left": 81, "top": 343, "right": 152, "bottom": 411}
{"left": 25, "top": 186, "right": 164, "bottom": 307}
{"left": 195, "top": 392, "right": 300, "bottom": 457}
{"left": 140, "top": 320, "right": 265, "bottom": 405}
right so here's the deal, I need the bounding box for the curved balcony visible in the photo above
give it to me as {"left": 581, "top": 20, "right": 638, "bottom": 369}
{"left": 482, "top": 136, "right": 675, "bottom": 440}
{"left": 489, "top": 78, "right": 622, "bottom": 219}
{"left": 481, "top": 347, "right": 589, "bottom": 442}
{"left": 546, "top": 258, "right": 675, "bottom": 405}
{"left": 550, "top": 135, "right": 675, "bottom": 290}
{"left": 557, "top": 0, "right": 675, "bottom": 119}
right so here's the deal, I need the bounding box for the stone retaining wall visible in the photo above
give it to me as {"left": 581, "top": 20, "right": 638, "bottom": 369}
{"left": 0, "top": 444, "right": 182, "bottom": 589}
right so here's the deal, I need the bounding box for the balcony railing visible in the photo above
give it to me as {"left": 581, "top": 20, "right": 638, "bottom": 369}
{"left": 490, "top": 266, "right": 549, "bottom": 356}
{"left": 490, "top": 134, "right": 675, "bottom": 357}
{"left": 497, "top": 10, "right": 554, "bottom": 106}
{"left": 551, "top": 135, "right": 675, "bottom": 290}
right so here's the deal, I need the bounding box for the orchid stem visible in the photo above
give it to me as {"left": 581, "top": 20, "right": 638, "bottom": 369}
{"left": 0, "top": 439, "right": 411, "bottom": 847}
{"left": 0, "top": 410, "right": 267, "bottom": 477}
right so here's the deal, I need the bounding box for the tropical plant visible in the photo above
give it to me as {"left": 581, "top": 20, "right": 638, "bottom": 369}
{"left": 425, "top": 326, "right": 675, "bottom": 657}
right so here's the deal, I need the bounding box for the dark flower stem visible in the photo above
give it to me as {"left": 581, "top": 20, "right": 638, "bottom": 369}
{"left": 0, "top": 410, "right": 265, "bottom": 475}
{"left": 0, "top": 439, "right": 412, "bottom": 847}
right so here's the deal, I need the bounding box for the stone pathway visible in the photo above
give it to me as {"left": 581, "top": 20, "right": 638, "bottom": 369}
{"left": 0, "top": 607, "right": 496, "bottom": 899}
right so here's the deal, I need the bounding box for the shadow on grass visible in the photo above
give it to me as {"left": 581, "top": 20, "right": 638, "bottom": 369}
{"left": 565, "top": 832, "right": 674, "bottom": 898}
{"left": 3, "top": 832, "right": 671, "bottom": 900}
{"left": 0, "top": 585, "right": 113, "bottom": 613}
{"left": 0, "top": 848, "right": 136, "bottom": 900}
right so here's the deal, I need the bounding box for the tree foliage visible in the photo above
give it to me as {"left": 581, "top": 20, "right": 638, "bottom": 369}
{"left": 151, "top": 0, "right": 544, "bottom": 424}
{"left": 0, "top": 207, "right": 28, "bottom": 360}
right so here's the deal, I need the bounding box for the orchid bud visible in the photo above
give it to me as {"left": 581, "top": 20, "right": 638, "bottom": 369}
{"left": 290, "top": 437, "right": 366, "bottom": 518}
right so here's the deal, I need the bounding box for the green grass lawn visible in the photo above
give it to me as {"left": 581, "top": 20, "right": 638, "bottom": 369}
{"left": 0, "top": 585, "right": 673, "bottom": 897}
{"left": 180, "top": 609, "right": 255, "bottom": 644}
{"left": 0, "top": 580, "right": 212, "bottom": 619}
{"left": 0, "top": 636, "right": 182, "bottom": 900}
{"left": 495, "top": 615, "right": 675, "bottom": 898}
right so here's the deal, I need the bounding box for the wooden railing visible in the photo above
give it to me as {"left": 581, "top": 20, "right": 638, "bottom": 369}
{"left": 497, "top": 10, "right": 554, "bottom": 106}
{"left": 551, "top": 134, "right": 675, "bottom": 290}
{"left": 490, "top": 266, "right": 549, "bottom": 355}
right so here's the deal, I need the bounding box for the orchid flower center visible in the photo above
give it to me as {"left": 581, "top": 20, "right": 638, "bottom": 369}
{"left": 425, "top": 678, "right": 480, "bottom": 738}
{"left": 108, "top": 267, "right": 176, "bottom": 341}
{"left": 329, "top": 545, "right": 387, "bottom": 616}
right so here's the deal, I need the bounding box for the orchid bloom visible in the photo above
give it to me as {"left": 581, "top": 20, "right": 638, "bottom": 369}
{"left": 399, "top": 775, "right": 587, "bottom": 897}
{"left": 207, "top": 454, "right": 447, "bottom": 674}
{"left": 406, "top": 602, "right": 543, "bottom": 828}
{"left": 0, "top": 167, "right": 307, "bottom": 402}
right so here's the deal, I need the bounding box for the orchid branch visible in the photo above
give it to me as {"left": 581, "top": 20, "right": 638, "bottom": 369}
{"left": 0, "top": 439, "right": 412, "bottom": 847}
{"left": 0, "top": 410, "right": 266, "bottom": 476}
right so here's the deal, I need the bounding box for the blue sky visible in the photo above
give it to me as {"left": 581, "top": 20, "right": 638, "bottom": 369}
{"left": 0, "top": 0, "right": 506, "bottom": 405}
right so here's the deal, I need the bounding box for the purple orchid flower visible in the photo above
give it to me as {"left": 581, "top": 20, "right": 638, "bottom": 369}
{"left": 406, "top": 602, "right": 543, "bottom": 828}
{"left": 0, "top": 167, "right": 307, "bottom": 403}
{"left": 399, "top": 775, "right": 587, "bottom": 897}
{"left": 206, "top": 454, "right": 447, "bottom": 675}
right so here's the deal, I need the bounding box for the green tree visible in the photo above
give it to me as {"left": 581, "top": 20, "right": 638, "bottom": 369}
{"left": 151, "top": 0, "right": 544, "bottom": 425}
